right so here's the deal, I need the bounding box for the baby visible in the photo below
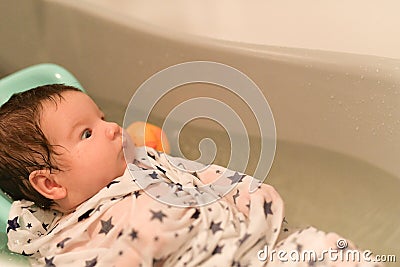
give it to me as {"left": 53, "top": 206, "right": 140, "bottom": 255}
{"left": 0, "top": 84, "right": 382, "bottom": 267}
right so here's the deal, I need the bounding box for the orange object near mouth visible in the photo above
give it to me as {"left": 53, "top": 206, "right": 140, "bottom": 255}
{"left": 126, "top": 121, "right": 170, "bottom": 154}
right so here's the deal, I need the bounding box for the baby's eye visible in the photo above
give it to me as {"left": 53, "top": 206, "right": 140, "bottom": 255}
{"left": 81, "top": 129, "right": 92, "bottom": 140}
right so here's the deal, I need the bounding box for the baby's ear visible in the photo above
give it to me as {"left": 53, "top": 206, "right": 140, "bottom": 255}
{"left": 29, "top": 169, "right": 67, "bottom": 200}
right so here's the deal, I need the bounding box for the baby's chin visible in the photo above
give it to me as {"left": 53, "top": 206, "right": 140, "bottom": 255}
{"left": 118, "top": 159, "right": 128, "bottom": 177}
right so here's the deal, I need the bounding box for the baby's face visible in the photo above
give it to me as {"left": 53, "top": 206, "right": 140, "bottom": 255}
{"left": 40, "top": 91, "right": 127, "bottom": 209}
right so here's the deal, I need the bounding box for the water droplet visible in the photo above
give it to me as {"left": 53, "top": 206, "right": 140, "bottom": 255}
{"left": 360, "top": 75, "right": 365, "bottom": 80}
{"left": 377, "top": 80, "right": 381, "bottom": 84}
{"left": 376, "top": 68, "right": 380, "bottom": 73}
{"left": 330, "top": 95, "right": 335, "bottom": 99}
{"left": 338, "top": 101, "right": 342, "bottom": 105}
{"left": 355, "top": 126, "right": 359, "bottom": 131}
{"left": 307, "top": 82, "right": 312, "bottom": 86}
{"left": 382, "top": 100, "right": 385, "bottom": 104}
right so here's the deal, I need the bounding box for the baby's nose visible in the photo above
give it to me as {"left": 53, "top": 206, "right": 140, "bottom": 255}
{"left": 105, "top": 122, "right": 122, "bottom": 140}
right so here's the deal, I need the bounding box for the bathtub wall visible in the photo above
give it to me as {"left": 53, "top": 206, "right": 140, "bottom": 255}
{"left": 0, "top": 0, "right": 399, "bottom": 178}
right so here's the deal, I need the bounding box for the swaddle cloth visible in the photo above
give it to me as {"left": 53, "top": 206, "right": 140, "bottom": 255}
{"left": 7, "top": 147, "right": 382, "bottom": 267}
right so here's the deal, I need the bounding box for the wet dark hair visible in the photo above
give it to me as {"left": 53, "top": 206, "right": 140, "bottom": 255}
{"left": 0, "top": 84, "right": 81, "bottom": 209}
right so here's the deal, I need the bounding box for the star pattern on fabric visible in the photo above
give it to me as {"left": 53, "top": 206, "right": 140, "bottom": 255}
{"left": 98, "top": 217, "right": 114, "bottom": 235}
{"left": 129, "top": 229, "right": 138, "bottom": 241}
{"left": 150, "top": 210, "right": 167, "bottom": 222}
{"left": 78, "top": 208, "right": 94, "bottom": 222}
{"left": 149, "top": 171, "right": 159, "bottom": 179}
{"left": 7, "top": 216, "right": 20, "bottom": 233}
{"left": 176, "top": 183, "right": 183, "bottom": 191}
{"left": 308, "top": 259, "right": 317, "bottom": 266}
{"left": 212, "top": 244, "right": 224, "bottom": 255}
{"left": 263, "top": 200, "right": 273, "bottom": 218}
{"left": 45, "top": 256, "right": 56, "bottom": 267}
{"left": 147, "top": 152, "right": 156, "bottom": 160}
{"left": 106, "top": 180, "right": 120, "bottom": 188}
{"left": 227, "top": 172, "right": 246, "bottom": 185}
{"left": 85, "top": 257, "right": 97, "bottom": 267}
{"left": 56, "top": 237, "right": 72, "bottom": 249}
{"left": 21, "top": 251, "right": 34, "bottom": 256}
{"left": 117, "top": 230, "right": 124, "bottom": 239}
{"left": 190, "top": 208, "right": 200, "bottom": 219}
{"left": 232, "top": 260, "right": 249, "bottom": 267}
{"left": 27, "top": 208, "right": 37, "bottom": 214}
{"left": 7, "top": 147, "right": 292, "bottom": 266}
{"left": 94, "top": 204, "right": 104, "bottom": 212}
{"left": 156, "top": 165, "right": 166, "bottom": 174}
{"left": 238, "top": 233, "right": 251, "bottom": 245}
{"left": 153, "top": 258, "right": 163, "bottom": 265}
{"left": 232, "top": 189, "right": 240, "bottom": 204}
{"left": 42, "top": 222, "right": 49, "bottom": 231}
{"left": 133, "top": 191, "right": 141, "bottom": 198}
{"left": 210, "top": 221, "right": 223, "bottom": 234}
{"left": 297, "top": 243, "right": 303, "bottom": 252}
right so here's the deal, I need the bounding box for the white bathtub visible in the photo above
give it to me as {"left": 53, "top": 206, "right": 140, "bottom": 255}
{"left": 0, "top": 0, "right": 399, "bottom": 265}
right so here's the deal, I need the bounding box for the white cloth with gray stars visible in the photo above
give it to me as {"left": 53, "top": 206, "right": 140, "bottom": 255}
{"left": 7, "top": 147, "right": 380, "bottom": 267}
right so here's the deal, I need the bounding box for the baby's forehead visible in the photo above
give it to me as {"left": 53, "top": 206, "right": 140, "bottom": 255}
{"left": 39, "top": 91, "right": 102, "bottom": 132}
{"left": 41, "top": 90, "right": 99, "bottom": 112}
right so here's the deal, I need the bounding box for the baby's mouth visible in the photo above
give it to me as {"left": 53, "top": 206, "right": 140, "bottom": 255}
{"left": 121, "top": 129, "right": 135, "bottom": 163}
